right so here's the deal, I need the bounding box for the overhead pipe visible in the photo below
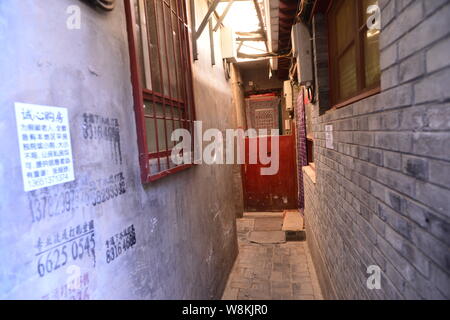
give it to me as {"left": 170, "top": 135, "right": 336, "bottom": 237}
{"left": 84, "top": 0, "right": 116, "bottom": 11}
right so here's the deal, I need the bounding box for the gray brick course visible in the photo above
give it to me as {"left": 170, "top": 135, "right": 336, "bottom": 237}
{"left": 303, "top": 1, "right": 450, "bottom": 300}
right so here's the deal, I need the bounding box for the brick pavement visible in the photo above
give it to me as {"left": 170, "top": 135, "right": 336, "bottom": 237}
{"left": 222, "top": 217, "right": 323, "bottom": 300}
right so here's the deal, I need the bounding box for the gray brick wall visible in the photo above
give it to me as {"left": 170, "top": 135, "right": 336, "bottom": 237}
{"left": 304, "top": 0, "right": 450, "bottom": 300}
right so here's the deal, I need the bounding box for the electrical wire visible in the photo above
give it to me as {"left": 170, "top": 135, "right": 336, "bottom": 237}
{"left": 296, "top": 0, "right": 307, "bottom": 20}
{"left": 92, "top": 0, "right": 115, "bottom": 11}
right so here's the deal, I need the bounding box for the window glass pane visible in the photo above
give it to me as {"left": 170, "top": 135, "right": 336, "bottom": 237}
{"left": 155, "top": 0, "right": 170, "bottom": 96}
{"left": 135, "top": 0, "right": 153, "bottom": 90}
{"left": 183, "top": 71, "right": 194, "bottom": 120}
{"left": 144, "top": 117, "right": 167, "bottom": 154}
{"left": 145, "top": 118, "right": 157, "bottom": 153}
{"left": 146, "top": 0, "right": 163, "bottom": 93}
{"left": 364, "top": 0, "right": 381, "bottom": 88}
{"left": 144, "top": 100, "right": 152, "bottom": 116}
{"left": 167, "top": 106, "right": 178, "bottom": 120}
{"left": 335, "top": 0, "right": 355, "bottom": 54}
{"left": 149, "top": 158, "right": 160, "bottom": 174}
{"left": 160, "top": 158, "right": 169, "bottom": 171}
{"left": 172, "top": 13, "right": 183, "bottom": 100}
{"left": 166, "top": 120, "right": 174, "bottom": 149}
{"left": 144, "top": 101, "right": 166, "bottom": 117}
{"left": 156, "top": 119, "right": 168, "bottom": 151}
{"left": 149, "top": 157, "right": 168, "bottom": 175}
{"left": 156, "top": 103, "right": 165, "bottom": 118}
{"left": 133, "top": 0, "right": 145, "bottom": 87}
{"left": 173, "top": 117, "right": 182, "bottom": 131}
{"left": 338, "top": 45, "right": 357, "bottom": 100}
{"left": 173, "top": 106, "right": 182, "bottom": 121}
{"left": 364, "top": 29, "right": 380, "bottom": 88}
{"left": 163, "top": 101, "right": 172, "bottom": 119}
{"left": 164, "top": 5, "right": 178, "bottom": 99}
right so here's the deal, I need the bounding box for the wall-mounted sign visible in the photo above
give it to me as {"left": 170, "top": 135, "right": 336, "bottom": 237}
{"left": 325, "top": 125, "right": 334, "bottom": 150}
{"left": 15, "top": 103, "right": 75, "bottom": 191}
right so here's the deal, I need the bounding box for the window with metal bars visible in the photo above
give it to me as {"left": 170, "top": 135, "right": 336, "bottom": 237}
{"left": 125, "top": 0, "right": 196, "bottom": 182}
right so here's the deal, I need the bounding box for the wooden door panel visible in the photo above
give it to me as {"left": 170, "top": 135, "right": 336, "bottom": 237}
{"left": 243, "top": 133, "right": 298, "bottom": 212}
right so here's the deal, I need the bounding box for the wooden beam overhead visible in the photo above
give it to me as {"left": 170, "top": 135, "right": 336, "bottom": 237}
{"left": 235, "top": 31, "right": 264, "bottom": 36}
{"left": 195, "top": 0, "right": 221, "bottom": 39}
{"left": 252, "top": 0, "right": 269, "bottom": 51}
{"left": 213, "top": 0, "right": 234, "bottom": 32}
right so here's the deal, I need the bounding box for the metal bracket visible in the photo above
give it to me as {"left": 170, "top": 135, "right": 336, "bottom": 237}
{"left": 190, "top": 0, "right": 221, "bottom": 61}
{"left": 209, "top": 16, "right": 215, "bottom": 65}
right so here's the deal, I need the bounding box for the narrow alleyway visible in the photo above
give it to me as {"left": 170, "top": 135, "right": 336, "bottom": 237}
{"left": 1, "top": 0, "right": 449, "bottom": 302}
{"left": 222, "top": 213, "right": 323, "bottom": 300}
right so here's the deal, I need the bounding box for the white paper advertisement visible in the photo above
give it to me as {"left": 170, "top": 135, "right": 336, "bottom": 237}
{"left": 15, "top": 103, "right": 75, "bottom": 191}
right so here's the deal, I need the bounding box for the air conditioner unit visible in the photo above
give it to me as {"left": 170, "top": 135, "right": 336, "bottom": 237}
{"left": 221, "top": 27, "right": 237, "bottom": 62}
{"left": 284, "top": 80, "right": 293, "bottom": 110}
{"left": 291, "top": 22, "right": 313, "bottom": 85}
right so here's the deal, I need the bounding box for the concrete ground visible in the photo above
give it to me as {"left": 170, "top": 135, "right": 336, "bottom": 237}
{"left": 222, "top": 216, "right": 323, "bottom": 300}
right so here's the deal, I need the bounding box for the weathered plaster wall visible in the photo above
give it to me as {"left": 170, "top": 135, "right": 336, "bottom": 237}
{"left": 230, "top": 64, "right": 247, "bottom": 130}
{"left": 229, "top": 64, "right": 246, "bottom": 218}
{"left": 302, "top": 0, "right": 450, "bottom": 300}
{"left": 239, "top": 60, "right": 283, "bottom": 94}
{"left": 0, "top": 0, "right": 238, "bottom": 299}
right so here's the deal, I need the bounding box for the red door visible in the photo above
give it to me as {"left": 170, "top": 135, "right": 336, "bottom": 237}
{"left": 243, "top": 131, "right": 298, "bottom": 211}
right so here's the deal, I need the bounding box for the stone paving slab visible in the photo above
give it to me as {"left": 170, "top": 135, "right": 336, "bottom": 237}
{"left": 222, "top": 217, "right": 324, "bottom": 300}
{"left": 243, "top": 212, "right": 285, "bottom": 219}
{"left": 253, "top": 218, "right": 284, "bottom": 231}
{"left": 282, "top": 211, "right": 304, "bottom": 231}
{"left": 248, "top": 231, "right": 286, "bottom": 244}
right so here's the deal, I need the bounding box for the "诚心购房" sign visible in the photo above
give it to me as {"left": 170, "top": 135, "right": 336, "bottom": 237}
{"left": 15, "top": 103, "right": 75, "bottom": 191}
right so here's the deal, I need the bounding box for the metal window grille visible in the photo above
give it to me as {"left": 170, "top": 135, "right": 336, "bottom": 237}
{"left": 125, "top": 0, "right": 196, "bottom": 182}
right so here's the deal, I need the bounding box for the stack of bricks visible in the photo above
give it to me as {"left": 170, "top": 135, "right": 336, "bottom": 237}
{"left": 302, "top": 0, "right": 450, "bottom": 299}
